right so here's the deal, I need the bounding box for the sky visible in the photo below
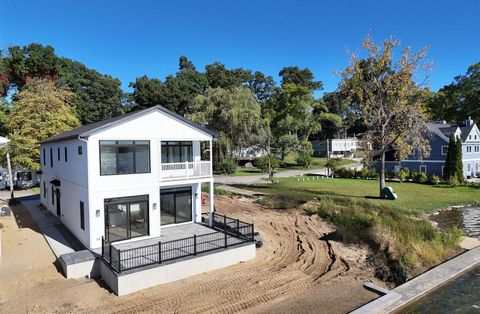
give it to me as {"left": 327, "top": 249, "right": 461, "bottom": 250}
{"left": 1, "top": 0, "right": 479, "bottom": 95}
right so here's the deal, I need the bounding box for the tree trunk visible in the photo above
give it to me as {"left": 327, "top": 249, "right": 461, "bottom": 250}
{"left": 6, "top": 152, "right": 15, "bottom": 205}
{"left": 379, "top": 150, "right": 386, "bottom": 198}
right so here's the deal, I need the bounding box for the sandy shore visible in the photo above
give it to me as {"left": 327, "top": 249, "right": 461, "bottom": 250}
{"left": 0, "top": 196, "right": 381, "bottom": 313}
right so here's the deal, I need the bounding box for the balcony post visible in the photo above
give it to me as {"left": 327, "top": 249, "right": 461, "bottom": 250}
{"left": 194, "top": 234, "right": 197, "bottom": 255}
{"left": 209, "top": 140, "right": 213, "bottom": 176}
{"left": 208, "top": 180, "right": 214, "bottom": 227}
{"left": 158, "top": 241, "right": 162, "bottom": 264}
{"left": 186, "top": 161, "right": 189, "bottom": 179}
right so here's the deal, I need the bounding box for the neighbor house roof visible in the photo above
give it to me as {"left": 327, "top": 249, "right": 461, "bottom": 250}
{"left": 39, "top": 105, "right": 218, "bottom": 144}
{"left": 426, "top": 122, "right": 476, "bottom": 142}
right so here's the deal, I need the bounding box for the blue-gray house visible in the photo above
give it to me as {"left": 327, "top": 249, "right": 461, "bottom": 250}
{"left": 384, "top": 118, "right": 480, "bottom": 178}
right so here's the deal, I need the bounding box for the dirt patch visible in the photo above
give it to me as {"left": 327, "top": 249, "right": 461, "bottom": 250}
{"left": 0, "top": 196, "right": 382, "bottom": 314}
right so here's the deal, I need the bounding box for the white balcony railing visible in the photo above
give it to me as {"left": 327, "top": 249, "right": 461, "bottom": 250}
{"left": 161, "top": 161, "right": 211, "bottom": 181}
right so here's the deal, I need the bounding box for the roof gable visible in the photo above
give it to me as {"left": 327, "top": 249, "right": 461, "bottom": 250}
{"left": 39, "top": 105, "right": 217, "bottom": 144}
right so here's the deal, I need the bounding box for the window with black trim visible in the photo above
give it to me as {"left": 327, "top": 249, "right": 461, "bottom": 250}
{"left": 161, "top": 141, "right": 193, "bottom": 163}
{"left": 57, "top": 147, "right": 60, "bottom": 161}
{"left": 51, "top": 186, "right": 54, "bottom": 205}
{"left": 43, "top": 148, "right": 46, "bottom": 165}
{"left": 100, "top": 140, "right": 150, "bottom": 175}
{"left": 50, "top": 148, "right": 53, "bottom": 167}
{"left": 78, "top": 146, "right": 83, "bottom": 155}
{"left": 80, "top": 201, "right": 85, "bottom": 230}
{"left": 65, "top": 147, "right": 68, "bottom": 162}
{"left": 43, "top": 182, "right": 46, "bottom": 198}
{"left": 441, "top": 146, "right": 448, "bottom": 155}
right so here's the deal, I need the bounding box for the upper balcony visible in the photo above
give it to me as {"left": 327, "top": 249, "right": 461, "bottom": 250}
{"left": 160, "top": 160, "right": 211, "bottom": 181}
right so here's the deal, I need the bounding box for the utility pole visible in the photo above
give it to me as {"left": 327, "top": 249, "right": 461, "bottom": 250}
{"left": 326, "top": 139, "right": 330, "bottom": 177}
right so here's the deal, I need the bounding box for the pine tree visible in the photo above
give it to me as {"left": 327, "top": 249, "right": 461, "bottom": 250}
{"left": 455, "top": 137, "right": 464, "bottom": 183}
{"left": 444, "top": 133, "right": 456, "bottom": 180}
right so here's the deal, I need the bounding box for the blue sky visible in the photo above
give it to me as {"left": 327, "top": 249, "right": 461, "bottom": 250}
{"left": 1, "top": 0, "right": 479, "bottom": 95}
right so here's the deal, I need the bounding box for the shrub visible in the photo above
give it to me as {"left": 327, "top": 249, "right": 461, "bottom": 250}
{"left": 325, "top": 158, "right": 343, "bottom": 171}
{"left": 359, "top": 168, "right": 369, "bottom": 179}
{"left": 367, "top": 169, "right": 378, "bottom": 179}
{"left": 413, "top": 172, "right": 428, "bottom": 184}
{"left": 296, "top": 152, "right": 312, "bottom": 168}
{"left": 427, "top": 174, "right": 440, "bottom": 185}
{"left": 256, "top": 156, "right": 280, "bottom": 174}
{"left": 214, "top": 159, "right": 237, "bottom": 175}
{"left": 397, "top": 168, "right": 409, "bottom": 182}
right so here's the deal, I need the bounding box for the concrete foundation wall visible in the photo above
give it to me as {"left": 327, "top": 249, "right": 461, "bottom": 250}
{"left": 100, "top": 243, "right": 256, "bottom": 296}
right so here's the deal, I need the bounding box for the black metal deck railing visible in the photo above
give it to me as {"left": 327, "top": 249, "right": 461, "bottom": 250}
{"left": 101, "top": 213, "right": 255, "bottom": 273}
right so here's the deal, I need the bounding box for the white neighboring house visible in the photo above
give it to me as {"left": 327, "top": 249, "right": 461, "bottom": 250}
{"left": 312, "top": 137, "right": 359, "bottom": 158}
{"left": 39, "top": 105, "right": 231, "bottom": 249}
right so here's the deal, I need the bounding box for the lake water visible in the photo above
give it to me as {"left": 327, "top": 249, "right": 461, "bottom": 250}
{"left": 399, "top": 207, "right": 480, "bottom": 313}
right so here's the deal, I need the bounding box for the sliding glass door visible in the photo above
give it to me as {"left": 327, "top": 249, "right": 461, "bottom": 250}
{"left": 160, "top": 187, "right": 192, "bottom": 226}
{"left": 105, "top": 195, "right": 149, "bottom": 242}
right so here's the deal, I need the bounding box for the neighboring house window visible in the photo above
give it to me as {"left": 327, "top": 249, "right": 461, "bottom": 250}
{"left": 475, "top": 135, "right": 478, "bottom": 140}
{"left": 468, "top": 163, "right": 471, "bottom": 172}
{"left": 80, "top": 201, "right": 85, "bottom": 230}
{"left": 475, "top": 146, "right": 480, "bottom": 153}
{"left": 50, "top": 148, "right": 53, "bottom": 167}
{"left": 469, "top": 135, "right": 472, "bottom": 140}
{"left": 441, "top": 146, "right": 448, "bottom": 155}
{"left": 65, "top": 147, "right": 68, "bottom": 162}
{"left": 57, "top": 147, "right": 60, "bottom": 161}
{"left": 467, "top": 146, "right": 472, "bottom": 153}
{"left": 99, "top": 140, "right": 150, "bottom": 175}
{"left": 78, "top": 146, "right": 83, "bottom": 155}
{"left": 43, "top": 182, "right": 46, "bottom": 198}
{"left": 51, "top": 186, "right": 54, "bottom": 205}
{"left": 161, "top": 141, "right": 193, "bottom": 163}
{"left": 43, "top": 148, "right": 46, "bottom": 166}
{"left": 420, "top": 165, "right": 427, "bottom": 173}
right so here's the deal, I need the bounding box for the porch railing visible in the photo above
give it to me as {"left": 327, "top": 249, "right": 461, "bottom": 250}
{"left": 101, "top": 213, "right": 255, "bottom": 273}
{"left": 160, "top": 161, "right": 211, "bottom": 181}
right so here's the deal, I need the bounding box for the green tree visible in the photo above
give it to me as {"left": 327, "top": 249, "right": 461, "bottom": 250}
{"left": 443, "top": 133, "right": 456, "bottom": 180}
{"left": 4, "top": 78, "right": 80, "bottom": 169}
{"left": 279, "top": 66, "right": 322, "bottom": 91}
{"left": 339, "top": 35, "right": 431, "bottom": 198}
{"left": 1, "top": 43, "right": 126, "bottom": 124}
{"left": 190, "top": 87, "right": 264, "bottom": 162}
{"left": 427, "top": 62, "right": 480, "bottom": 123}
{"left": 455, "top": 137, "right": 464, "bottom": 183}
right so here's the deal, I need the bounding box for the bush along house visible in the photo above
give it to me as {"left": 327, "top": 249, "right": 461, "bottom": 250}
{"left": 384, "top": 118, "right": 480, "bottom": 179}
{"left": 38, "top": 105, "right": 256, "bottom": 295}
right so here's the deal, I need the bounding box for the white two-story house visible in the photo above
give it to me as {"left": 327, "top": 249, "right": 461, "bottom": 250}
{"left": 39, "top": 105, "right": 217, "bottom": 250}
{"left": 39, "top": 105, "right": 256, "bottom": 295}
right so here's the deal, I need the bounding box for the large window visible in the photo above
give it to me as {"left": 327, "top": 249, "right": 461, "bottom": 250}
{"left": 161, "top": 141, "right": 192, "bottom": 163}
{"left": 104, "top": 195, "right": 149, "bottom": 242}
{"left": 80, "top": 201, "right": 85, "bottom": 230}
{"left": 100, "top": 140, "right": 150, "bottom": 175}
{"left": 161, "top": 187, "right": 192, "bottom": 225}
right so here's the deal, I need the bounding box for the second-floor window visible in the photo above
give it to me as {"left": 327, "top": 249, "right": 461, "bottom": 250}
{"left": 100, "top": 140, "right": 150, "bottom": 175}
{"left": 467, "top": 146, "right": 472, "bottom": 153}
{"left": 161, "top": 141, "right": 193, "bottom": 163}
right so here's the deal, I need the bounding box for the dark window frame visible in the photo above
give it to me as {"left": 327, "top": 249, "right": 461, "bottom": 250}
{"left": 51, "top": 186, "right": 54, "bottom": 205}
{"left": 99, "top": 140, "right": 151, "bottom": 176}
{"left": 160, "top": 187, "right": 193, "bottom": 226}
{"left": 43, "top": 182, "right": 46, "bottom": 198}
{"left": 80, "top": 201, "right": 85, "bottom": 230}
{"left": 43, "top": 148, "right": 46, "bottom": 166}
{"left": 78, "top": 146, "right": 83, "bottom": 155}
{"left": 104, "top": 195, "right": 150, "bottom": 242}
{"left": 161, "top": 141, "right": 193, "bottom": 163}
{"left": 65, "top": 147, "right": 68, "bottom": 162}
{"left": 57, "top": 147, "right": 60, "bottom": 161}
{"left": 50, "top": 148, "right": 53, "bottom": 167}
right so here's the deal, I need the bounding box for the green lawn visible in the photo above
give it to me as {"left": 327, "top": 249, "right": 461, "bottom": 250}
{"left": 250, "top": 177, "right": 480, "bottom": 214}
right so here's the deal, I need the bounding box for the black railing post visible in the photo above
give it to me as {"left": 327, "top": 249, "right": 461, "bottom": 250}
{"left": 159, "top": 242, "right": 162, "bottom": 264}
{"left": 236, "top": 219, "right": 239, "bottom": 232}
{"left": 117, "top": 249, "right": 121, "bottom": 273}
{"left": 101, "top": 236, "right": 104, "bottom": 257}
{"left": 109, "top": 242, "right": 112, "bottom": 266}
{"left": 251, "top": 223, "right": 255, "bottom": 241}
{"left": 223, "top": 214, "right": 227, "bottom": 230}
{"left": 194, "top": 234, "right": 197, "bottom": 255}
{"left": 224, "top": 229, "right": 228, "bottom": 248}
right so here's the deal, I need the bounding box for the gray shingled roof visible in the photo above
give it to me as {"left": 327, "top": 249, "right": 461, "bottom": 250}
{"left": 429, "top": 122, "right": 475, "bottom": 142}
{"left": 39, "top": 105, "right": 218, "bottom": 144}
